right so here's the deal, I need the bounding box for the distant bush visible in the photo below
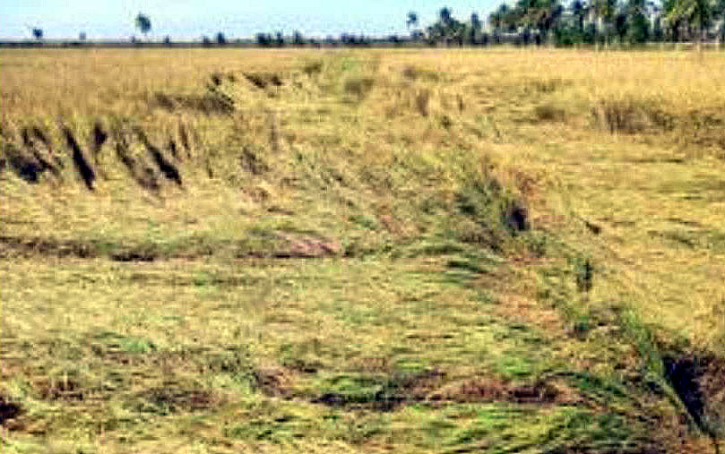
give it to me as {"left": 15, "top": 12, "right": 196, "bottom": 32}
{"left": 292, "top": 31, "right": 305, "bottom": 46}
{"left": 592, "top": 98, "right": 674, "bottom": 134}
{"left": 256, "top": 33, "right": 273, "bottom": 47}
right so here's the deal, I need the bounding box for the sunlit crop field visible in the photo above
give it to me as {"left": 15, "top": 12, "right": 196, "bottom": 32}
{"left": 1, "top": 48, "right": 724, "bottom": 453}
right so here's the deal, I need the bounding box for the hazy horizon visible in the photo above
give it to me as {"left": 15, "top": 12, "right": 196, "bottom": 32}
{"left": 0, "top": 1, "right": 497, "bottom": 41}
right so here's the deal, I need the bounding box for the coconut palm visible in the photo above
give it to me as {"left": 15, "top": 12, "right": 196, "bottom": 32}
{"left": 666, "top": 0, "right": 716, "bottom": 50}
{"left": 440, "top": 7, "right": 453, "bottom": 27}
{"left": 538, "top": 0, "right": 565, "bottom": 42}
{"left": 135, "top": 13, "right": 152, "bottom": 40}
{"left": 571, "top": 0, "right": 587, "bottom": 34}
{"left": 489, "top": 9, "right": 503, "bottom": 33}
{"left": 407, "top": 11, "right": 419, "bottom": 29}
{"left": 469, "top": 13, "right": 482, "bottom": 44}
{"left": 407, "top": 11, "right": 420, "bottom": 41}
{"left": 717, "top": 0, "right": 725, "bottom": 47}
{"left": 591, "top": 0, "right": 617, "bottom": 48}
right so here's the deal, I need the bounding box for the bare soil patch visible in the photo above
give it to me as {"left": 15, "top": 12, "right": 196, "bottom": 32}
{"left": 241, "top": 233, "right": 343, "bottom": 259}
{"left": 110, "top": 249, "right": 157, "bottom": 262}
{"left": 273, "top": 234, "right": 342, "bottom": 258}
{"left": 254, "top": 366, "right": 297, "bottom": 398}
{"left": 136, "top": 385, "right": 217, "bottom": 414}
{"left": 430, "top": 377, "right": 572, "bottom": 405}
{"left": 0, "top": 235, "right": 95, "bottom": 259}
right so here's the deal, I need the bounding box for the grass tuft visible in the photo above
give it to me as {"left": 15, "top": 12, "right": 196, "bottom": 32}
{"left": 591, "top": 97, "right": 674, "bottom": 134}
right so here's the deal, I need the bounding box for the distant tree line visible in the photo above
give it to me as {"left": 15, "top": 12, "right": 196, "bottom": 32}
{"left": 17, "top": 1, "right": 725, "bottom": 49}
{"left": 232, "top": 1, "right": 725, "bottom": 48}
{"left": 402, "top": 1, "right": 724, "bottom": 47}
{"left": 479, "top": 0, "right": 725, "bottom": 47}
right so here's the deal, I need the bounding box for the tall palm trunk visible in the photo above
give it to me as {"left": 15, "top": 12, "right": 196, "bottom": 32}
{"left": 596, "top": 16, "right": 604, "bottom": 50}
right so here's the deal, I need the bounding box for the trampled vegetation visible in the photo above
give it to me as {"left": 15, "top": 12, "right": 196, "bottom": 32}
{"left": 1, "top": 48, "right": 724, "bottom": 453}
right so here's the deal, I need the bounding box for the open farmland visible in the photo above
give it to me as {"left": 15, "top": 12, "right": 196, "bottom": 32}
{"left": 1, "top": 48, "right": 724, "bottom": 453}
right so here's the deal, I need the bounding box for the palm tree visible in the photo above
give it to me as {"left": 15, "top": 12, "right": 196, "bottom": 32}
{"left": 666, "top": 0, "right": 715, "bottom": 51}
{"left": 135, "top": 13, "right": 152, "bottom": 41}
{"left": 625, "top": 0, "right": 650, "bottom": 44}
{"left": 539, "top": 0, "right": 565, "bottom": 43}
{"left": 450, "top": 22, "right": 467, "bottom": 45}
{"left": 440, "top": 7, "right": 453, "bottom": 27}
{"left": 516, "top": 0, "right": 536, "bottom": 29}
{"left": 407, "top": 11, "right": 420, "bottom": 41}
{"left": 717, "top": 0, "right": 725, "bottom": 48}
{"left": 504, "top": 4, "right": 521, "bottom": 31}
{"left": 490, "top": 3, "right": 514, "bottom": 42}
{"left": 512, "top": 0, "right": 562, "bottom": 43}
{"left": 591, "top": 0, "right": 617, "bottom": 48}
{"left": 469, "top": 13, "right": 482, "bottom": 44}
{"left": 489, "top": 10, "right": 503, "bottom": 33}
{"left": 428, "top": 7, "right": 464, "bottom": 45}
{"left": 647, "top": 1, "right": 665, "bottom": 45}
{"left": 32, "top": 28, "right": 43, "bottom": 41}
{"left": 407, "top": 11, "right": 419, "bottom": 29}
{"left": 663, "top": 0, "right": 682, "bottom": 41}
{"left": 571, "top": 0, "right": 587, "bottom": 34}
{"left": 471, "top": 13, "right": 483, "bottom": 33}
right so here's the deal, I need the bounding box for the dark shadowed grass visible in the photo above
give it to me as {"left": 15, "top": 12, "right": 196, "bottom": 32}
{"left": 62, "top": 126, "right": 96, "bottom": 190}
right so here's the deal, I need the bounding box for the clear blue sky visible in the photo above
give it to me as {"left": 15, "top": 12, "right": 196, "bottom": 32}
{"left": 0, "top": 1, "right": 499, "bottom": 41}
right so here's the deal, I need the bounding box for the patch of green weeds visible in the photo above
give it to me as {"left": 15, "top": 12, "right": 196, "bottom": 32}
{"left": 404, "top": 239, "right": 467, "bottom": 257}
{"left": 310, "top": 368, "right": 442, "bottom": 411}
{"left": 495, "top": 356, "right": 538, "bottom": 380}
{"left": 222, "top": 404, "right": 320, "bottom": 444}
{"left": 446, "top": 256, "right": 496, "bottom": 275}
{"left": 349, "top": 213, "right": 378, "bottom": 230}
{"left": 562, "top": 371, "right": 630, "bottom": 404}
{"left": 91, "top": 331, "right": 157, "bottom": 356}
{"left": 374, "top": 404, "right": 651, "bottom": 453}
{"left": 314, "top": 373, "right": 388, "bottom": 405}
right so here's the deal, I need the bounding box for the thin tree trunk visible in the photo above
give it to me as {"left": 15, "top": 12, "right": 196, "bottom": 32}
{"left": 596, "top": 16, "right": 602, "bottom": 51}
